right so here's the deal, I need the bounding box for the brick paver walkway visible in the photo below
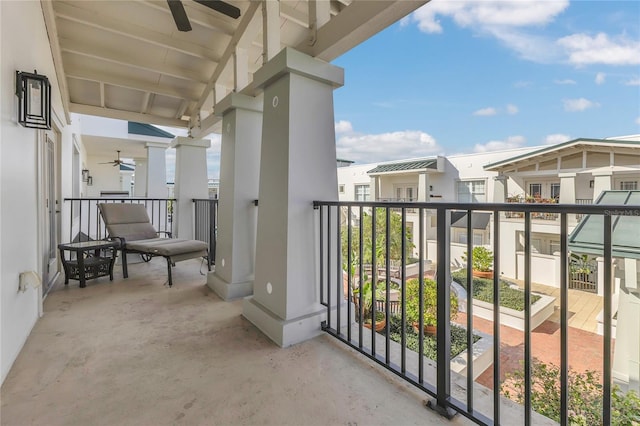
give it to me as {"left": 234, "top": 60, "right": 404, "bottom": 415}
{"left": 454, "top": 313, "right": 607, "bottom": 390}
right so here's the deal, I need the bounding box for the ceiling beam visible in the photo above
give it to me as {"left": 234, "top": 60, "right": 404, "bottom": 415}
{"left": 70, "top": 103, "right": 189, "bottom": 128}
{"left": 297, "top": 0, "right": 428, "bottom": 61}
{"left": 280, "top": 3, "right": 309, "bottom": 28}
{"left": 54, "top": 2, "right": 222, "bottom": 63}
{"left": 190, "top": 1, "right": 261, "bottom": 121}
{"left": 66, "top": 68, "right": 202, "bottom": 102}
{"left": 60, "top": 38, "right": 209, "bottom": 84}
{"left": 141, "top": 92, "right": 152, "bottom": 113}
{"left": 41, "top": 0, "right": 72, "bottom": 124}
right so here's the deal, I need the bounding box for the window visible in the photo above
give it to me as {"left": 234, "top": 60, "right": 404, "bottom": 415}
{"left": 355, "top": 184, "right": 370, "bottom": 201}
{"left": 394, "top": 186, "right": 417, "bottom": 201}
{"left": 529, "top": 183, "right": 542, "bottom": 198}
{"left": 338, "top": 184, "right": 345, "bottom": 194}
{"left": 457, "top": 180, "right": 486, "bottom": 203}
{"left": 620, "top": 181, "right": 638, "bottom": 190}
{"left": 406, "top": 187, "right": 414, "bottom": 201}
{"left": 458, "top": 232, "right": 484, "bottom": 246}
{"left": 551, "top": 183, "right": 560, "bottom": 200}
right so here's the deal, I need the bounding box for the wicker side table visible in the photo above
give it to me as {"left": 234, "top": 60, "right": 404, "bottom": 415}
{"left": 58, "top": 240, "right": 119, "bottom": 288}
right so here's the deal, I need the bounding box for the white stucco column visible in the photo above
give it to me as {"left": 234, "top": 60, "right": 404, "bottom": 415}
{"left": 559, "top": 173, "right": 576, "bottom": 204}
{"left": 593, "top": 171, "right": 612, "bottom": 200}
{"left": 207, "top": 93, "right": 263, "bottom": 300}
{"left": 418, "top": 173, "right": 430, "bottom": 202}
{"left": 493, "top": 175, "right": 507, "bottom": 203}
{"left": 370, "top": 176, "right": 379, "bottom": 201}
{"left": 171, "top": 137, "right": 210, "bottom": 240}
{"left": 613, "top": 258, "right": 640, "bottom": 391}
{"left": 243, "top": 48, "right": 344, "bottom": 347}
{"left": 145, "top": 143, "right": 167, "bottom": 198}
{"left": 133, "top": 159, "right": 147, "bottom": 197}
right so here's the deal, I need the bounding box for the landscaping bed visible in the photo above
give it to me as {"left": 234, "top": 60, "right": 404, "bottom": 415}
{"left": 451, "top": 269, "right": 556, "bottom": 331}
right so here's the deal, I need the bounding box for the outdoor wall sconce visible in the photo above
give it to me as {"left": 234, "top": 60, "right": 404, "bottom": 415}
{"left": 15, "top": 70, "right": 51, "bottom": 130}
{"left": 82, "top": 169, "right": 90, "bottom": 183}
{"left": 87, "top": 176, "right": 93, "bottom": 186}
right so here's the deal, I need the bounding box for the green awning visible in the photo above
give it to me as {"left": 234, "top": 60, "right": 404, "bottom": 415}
{"left": 367, "top": 159, "right": 437, "bottom": 175}
{"left": 568, "top": 191, "right": 640, "bottom": 259}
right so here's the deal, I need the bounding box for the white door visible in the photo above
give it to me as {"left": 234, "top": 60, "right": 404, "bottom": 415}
{"left": 43, "top": 132, "right": 60, "bottom": 293}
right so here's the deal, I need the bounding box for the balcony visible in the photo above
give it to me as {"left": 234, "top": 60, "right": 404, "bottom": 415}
{"left": 3, "top": 199, "right": 638, "bottom": 425}
{"left": 0, "top": 258, "right": 471, "bottom": 425}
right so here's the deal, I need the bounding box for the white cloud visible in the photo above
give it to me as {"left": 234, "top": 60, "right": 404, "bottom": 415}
{"left": 563, "top": 98, "right": 600, "bottom": 112}
{"left": 595, "top": 72, "right": 606, "bottom": 85}
{"left": 625, "top": 78, "right": 640, "bottom": 86}
{"left": 336, "top": 127, "right": 442, "bottom": 164}
{"left": 411, "top": 0, "right": 568, "bottom": 34}
{"left": 544, "top": 134, "right": 571, "bottom": 145}
{"left": 409, "top": 0, "right": 568, "bottom": 62}
{"left": 514, "top": 80, "right": 533, "bottom": 88}
{"left": 557, "top": 33, "right": 640, "bottom": 66}
{"left": 473, "top": 107, "right": 497, "bottom": 116}
{"left": 636, "top": 117, "right": 640, "bottom": 125}
{"left": 335, "top": 120, "right": 354, "bottom": 134}
{"left": 506, "top": 104, "right": 519, "bottom": 115}
{"left": 554, "top": 79, "right": 576, "bottom": 85}
{"left": 473, "top": 135, "right": 526, "bottom": 153}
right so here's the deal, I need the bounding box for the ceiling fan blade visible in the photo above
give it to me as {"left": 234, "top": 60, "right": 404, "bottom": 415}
{"left": 194, "top": 0, "right": 240, "bottom": 19}
{"left": 167, "top": 0, "right": 193, "bottom": 31}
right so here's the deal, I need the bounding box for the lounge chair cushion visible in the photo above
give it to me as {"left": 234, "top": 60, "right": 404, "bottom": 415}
{"left": 126, "top": 238, "right": 208, "bottom": 257}
{"left": 99, "top": 203, "right": 158, "bottom": 241}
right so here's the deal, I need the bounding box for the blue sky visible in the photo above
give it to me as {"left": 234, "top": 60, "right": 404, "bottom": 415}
{"left": 164, "top": 0, "right": 640, "bottom": 179}
{"left": 332, "top": 0, "right": 640, "bottom": 164}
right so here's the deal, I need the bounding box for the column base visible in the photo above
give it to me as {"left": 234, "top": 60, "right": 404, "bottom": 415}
{"left": 207, "top": 272, "right": 254, "bottom": 301}
{"left": 242, "top": 297, "right": 326, "bottom": 347}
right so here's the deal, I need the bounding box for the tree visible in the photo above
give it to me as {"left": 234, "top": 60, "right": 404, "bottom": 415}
{"left": 341, "top": 208, "right": 414, "bottom": 274}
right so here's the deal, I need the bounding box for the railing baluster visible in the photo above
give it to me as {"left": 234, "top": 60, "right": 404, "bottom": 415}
{"left": 560, "top": 213, "right": 569, "bottom": 426}
{"left": 358, "top": 205, "right": 364, "bottom": 349}
{"left": 603, "top": 213, "right": 612, "bottom": 426}
{"left": 385, "top": 207, "right": 391, "bottom": 364}
{"left": 466, "top": 209, "right": 474, "bottom": 413}
{"left": 401, "top": 207, "right": 407, "bottom": 374}
{"left": 347, "top": 206, "right": 352, "bottom": 344}
{"left": 524, "top": 211, "right": 532, "bottom": 426}
{"left": 336, "top": 205, "right": 342, "bottom": 336}
{"left": 418, "top": 207, "right": 424, "bottom": 384}
{"left": 493, "top": 208, "right": 501, "bottom": 425}
{"left": 371, "top": 207, "right": 377, "bottom": 357}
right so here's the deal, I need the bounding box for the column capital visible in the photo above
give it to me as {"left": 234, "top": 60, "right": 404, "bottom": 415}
{"left": 494, "top": 174, "right": 508, "bottom": 182}
{"left": 559, "top": 172, "right": 577, "bottom": 178}
{"left": 215, "top": 93, "right": 263, "bottom": 117}
{"left": 145, "top": 142, "right": 168, "bottom": 149}
{"left": 592, "top": 170, "right": 614, "bottom": 177}
{"left": 252, "top": 47, "right": 344, "bottom": 91}
{"left": 170, "top": 136, "right": 211, "bottom": 149}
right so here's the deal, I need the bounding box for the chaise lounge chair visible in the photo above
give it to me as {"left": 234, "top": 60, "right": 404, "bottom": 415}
{"left": 98, "top": 203, "right": 210, "bottom": 287}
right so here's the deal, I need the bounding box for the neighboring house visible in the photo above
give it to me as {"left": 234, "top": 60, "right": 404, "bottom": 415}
{"left": 337, "top": 137, "right": 640, "bottom": 290}
{"left": 485, "top": 137, "right": 640, "bottom": 289}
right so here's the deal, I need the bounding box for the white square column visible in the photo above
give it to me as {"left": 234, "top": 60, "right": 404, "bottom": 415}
{"left": 171, "top": 137, "right": 211, "bottom": 240}
{"left": 133, "top": 159, "right": 147, "bottom": 197}
{"left": 243, "top": 48, "right": 344, "bottom": 347}
{"left": 208, "top": 94, "right": 263, "bottom": 300}
{"left": 145, "top": 143, "right": 168, "bottom": 198}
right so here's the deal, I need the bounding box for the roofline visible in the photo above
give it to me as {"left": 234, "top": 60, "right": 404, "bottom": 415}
{"left": 484, "top": 138, "right": 640, "bottom": 171}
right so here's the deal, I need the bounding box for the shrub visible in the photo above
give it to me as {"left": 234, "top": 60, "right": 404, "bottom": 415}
{"left": 501, "top": 358, "right": 640, "bottom": 425}
{"left": 405, "top": 278, "right": 458, "bottom": 326}
{"left": 451, "top": 269, "right": 540, "bottom": 311}
{"left": 462, "top": 246, "right": 493, "bottom": 272}
{"left": 387, "top": 315, "right": 479, "bottom": 361}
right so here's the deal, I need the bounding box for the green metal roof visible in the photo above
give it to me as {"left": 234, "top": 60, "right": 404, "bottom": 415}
{"left": 128, "top": 122, "right": 175, "bottom": 138}
{"left": 568, "top": 190, "right": 640, "bottom": 259}
{"left": 368, "top": 159, "right": 437, "bottom": 175}
{"left": 484, "top": 138, "right": 640, "bottom": 171}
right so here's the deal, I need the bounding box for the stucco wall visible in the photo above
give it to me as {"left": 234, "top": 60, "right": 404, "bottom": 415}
{"left": 1, "top": 1, "right": 75, "bottom": 384}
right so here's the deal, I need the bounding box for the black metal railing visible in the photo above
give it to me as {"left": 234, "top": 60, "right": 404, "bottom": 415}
{"left": 64, "top": 198, "right": 175, "bottom": 243}
{"left": 193, "top": 199, "right": 218, "bottom": 265}
{"left": 315, "top": 200, "right": 628, "bottom": 426}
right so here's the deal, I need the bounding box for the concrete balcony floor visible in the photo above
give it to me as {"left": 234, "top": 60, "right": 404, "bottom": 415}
{"left": 1, "top": 258, "right": 471, "bottom": 426}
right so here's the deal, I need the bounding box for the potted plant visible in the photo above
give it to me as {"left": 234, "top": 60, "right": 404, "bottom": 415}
{"left": 462, "top": 246, "right": 494, "bottom": 279}
{"left": 353, "top": 281, "right": 386, "bottom": 331}
{"left": 405, "top": 278, "right": 458, "bottom": 336}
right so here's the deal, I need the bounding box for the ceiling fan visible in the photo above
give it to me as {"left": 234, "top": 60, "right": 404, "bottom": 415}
{"left": 99, "top": 151, "right": 135, "bottom": 167}
{"left": 167, "top": 0, "right": 241, "bottom": 32}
